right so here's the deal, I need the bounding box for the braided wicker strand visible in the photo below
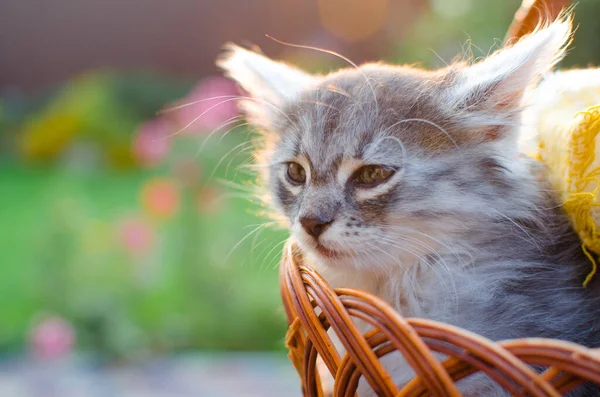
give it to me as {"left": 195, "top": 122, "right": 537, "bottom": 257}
{"left": 280, "top": 241, "right": 600, "bottom": 396}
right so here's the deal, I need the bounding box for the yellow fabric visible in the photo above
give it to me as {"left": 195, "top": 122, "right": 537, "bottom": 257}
{"left": 535, "top": 78, "right": 600, "bottom": 286}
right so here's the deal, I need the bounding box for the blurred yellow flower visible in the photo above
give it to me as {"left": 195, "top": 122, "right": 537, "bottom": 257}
{"left": 20, "top": 111, "right": 82, "bottom": 162}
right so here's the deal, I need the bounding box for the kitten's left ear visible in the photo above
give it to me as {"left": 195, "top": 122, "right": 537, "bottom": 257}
{"left": 217, "top": 44, "right": 317, "bottom": 130}
{"left": 450, "top": 18, "right": 572, "bottom": 135}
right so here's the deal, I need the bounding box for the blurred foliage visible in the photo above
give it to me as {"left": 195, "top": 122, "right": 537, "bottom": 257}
{"left": 393, "top": 0, "right": 600, "bottom": 69}
{"left": 563, "top": 0, "right": 600, "bottom": 68}
{"left": 0, "top": 71, "right": 288, "bottom": 358}
{"left": 0, "top": 138, "right": 288, "bottom": 358}
{"left": 2, "top": 0, "right": 600, "bottom": 360}
{"left": 4, "top": 72, "right": 190, "bottom": 168}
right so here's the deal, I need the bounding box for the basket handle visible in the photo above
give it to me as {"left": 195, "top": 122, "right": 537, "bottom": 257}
{"left": 505, "top": 0, "right": 572, "bottom": 43}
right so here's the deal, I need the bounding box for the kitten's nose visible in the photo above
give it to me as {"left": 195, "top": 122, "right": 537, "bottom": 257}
{"left": 300, "top": 216, "right": 333, "bottom": 239}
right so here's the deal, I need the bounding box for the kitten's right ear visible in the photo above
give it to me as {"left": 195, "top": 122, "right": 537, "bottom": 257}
{"left": 448, "top": 18, "right": 572, "bottom": 141}
{"left": 217, "top": 44, "right": 316, "bottom": 129}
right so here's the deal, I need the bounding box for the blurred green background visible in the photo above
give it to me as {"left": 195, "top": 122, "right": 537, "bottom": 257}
{"left": 1, "top": 0, "right": 599, "bottom": 371}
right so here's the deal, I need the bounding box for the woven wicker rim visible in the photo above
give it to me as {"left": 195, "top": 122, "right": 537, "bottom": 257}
{"left": 280, "top": 241, "right": 600, "bottom": 396}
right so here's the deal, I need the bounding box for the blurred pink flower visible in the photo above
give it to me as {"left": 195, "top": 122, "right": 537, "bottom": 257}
{"left": 133, "top": 118, "right": 172, "bottom": 167}
{"left": 172, "top": 76, "right": 240, "bottom": 133}
{"left": 29, "top": 315, "right": 75, "bottom": 360}
{"left": 141, "top": 178, "right": 180, "bottom": 219}
{"left": 118, "top": 216, "right": 155, "bottom": 255}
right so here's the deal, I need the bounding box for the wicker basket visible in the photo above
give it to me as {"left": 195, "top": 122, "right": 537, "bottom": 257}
{"left": 281, "top": 241, "right": 600, "bottom": 396}
{"left": 278, "top": 1, "right": 600, "bottom": 395}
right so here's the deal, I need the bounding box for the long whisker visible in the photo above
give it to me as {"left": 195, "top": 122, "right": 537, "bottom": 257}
{"left": 217, "top": 179, "right": 257, "bottom": 193}
{"left": 219, "top": 121, "right": 249, "bottom": 143}
{"left": 160, "top": 96, "right": 292, "bottom": 139}
{"left": 225, "top": 224, "right": 267, "bottom": 264}
{"left": 383, "top": 118, "right": 458, "bottom": 149}
{"left": 375, "top": 237, "right": 459, "bottom": 311}
{"left": 169, "top": 98, "right": 246, "bottom": 138}
{"left": 374, "top": 240, "right": 431, "bottom": 307}
{"left": 365, "top": 242, "right": 407, "bottom": 273}
{"left": 490, "top": 209, "right": 544, "bottom": 253}
{"left": 225, "top": 142, "right": 256, "bottom": 177}
{"left": 204, "top": 141, "right": 256, "bottom": 186}
{"left": 160, "top": 95, "right": 242, "bottom": 113}
{"left": 250, "top": 221, "right": 279, "bottom": 250}
{"left": 265, "top": 238, "right": 291, "bottom": 271}
{"left": 265, "top": 35, "right": 378, "bottom": 113}
{"left": 194, "top": 121, "right": 249, "bottom": 160}
{"left": 160, "top": 95, "right": 290, "bottom": 122}
{"left": 197, "top": 115, "right": 244, "bottom": 153}
{"left": 383, "top": 226, "right": 472, "bottom": 264}
{"left": 378, "top": 136, "right": 407, "bottom": 170}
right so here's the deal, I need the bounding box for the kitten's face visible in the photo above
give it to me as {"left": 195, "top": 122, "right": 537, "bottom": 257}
{"left": 218, "top": 22, "right": 569, "bottom": 272}
{"left": 267, "top": 68, "right": 468, "bottom": 270}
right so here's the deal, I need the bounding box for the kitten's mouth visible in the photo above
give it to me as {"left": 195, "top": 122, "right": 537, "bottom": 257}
{"left": 314, "top": 243, "right": 344, "bottom": 259}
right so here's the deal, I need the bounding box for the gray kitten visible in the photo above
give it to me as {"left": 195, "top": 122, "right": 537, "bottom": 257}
{"left": 218, "top": 19, "right": 600, "bottom": 396}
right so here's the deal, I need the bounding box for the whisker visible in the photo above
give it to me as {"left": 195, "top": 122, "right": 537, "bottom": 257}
{"left": 383, "top": 118, "right": 458, "bottom": 149}
{"left": 225, "top": 224, "right": 267, "bottom": 264}
{"left": 161, "top": 96, "right": 292, "bottom": 139}
{"left": 265, "top": 238, "right": 291, "bottom": 271}
{"left": 161, "top": 94, "right": 291, "bottom": 123}
{"left": 219, "top": 122, "right": 250, "bottom": 143}
{"left": 197, "top": 116, "right": 244, "bottom": 153}
{"left": 160, "top": 95, "right": 244, "bottom": 113}
{"left": 217, "top": 179, "right": 257, "bottom": 193}
{"left": 168, "top": 98, "right": 247, "bottom": 138}
{"left": 203, "top": 141, "right": 255, "bottom": 186}
{"left": 232, "top": 153, "right": 259, "bottom": 180}
{"left": 375, "top": 237, "right": 459, "bottom": 312}
{"left": 490, "top": 209, "right": 544, "bottom": 253}
{"left": 265, "top": 35, "right": 378, "bottom": 114}
{"left": 225, "top": 141, "right": 256, "bottom": 178}
{"left": 364, "top": 242, "right": 407, "bottom": 274}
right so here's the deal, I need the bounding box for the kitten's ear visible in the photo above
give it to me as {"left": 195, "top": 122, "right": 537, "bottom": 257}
{"left": 450, "top": 18, "right": 572, "bottom": 137}
{"left": 217, "top": 44, "right": 317, "bottom": 129}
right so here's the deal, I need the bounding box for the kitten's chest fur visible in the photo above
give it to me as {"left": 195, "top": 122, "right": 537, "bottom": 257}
{"left": 315, "top": 243, "right": 493, "bottom": 328}
{"left": 314, "top": 218, "right": 600, "bottom": 396}
{"left": 316, "top": 213, "right": 598, "bottom": 341}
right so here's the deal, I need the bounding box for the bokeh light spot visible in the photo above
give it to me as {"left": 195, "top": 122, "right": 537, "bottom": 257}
{"left": 318, "top": 0, "right": 389, "bottom": 43}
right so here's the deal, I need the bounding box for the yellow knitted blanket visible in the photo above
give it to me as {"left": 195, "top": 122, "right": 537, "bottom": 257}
{"left": 530, "top": 69, "right": 600, "bottom": 286}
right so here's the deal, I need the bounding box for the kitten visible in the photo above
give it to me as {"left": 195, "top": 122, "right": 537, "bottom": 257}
{"left": 218, "top": 18, "right": 600, "bottom": 396}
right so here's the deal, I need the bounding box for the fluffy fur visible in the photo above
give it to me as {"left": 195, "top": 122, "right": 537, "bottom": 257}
{"left": 218, "top": 19, "right": 600, "bottom": 396}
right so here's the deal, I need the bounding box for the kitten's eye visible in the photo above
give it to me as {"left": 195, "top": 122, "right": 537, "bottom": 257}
{"left": 353, "top": 165, "right": 395, "bottom": 187}
{"left": 286, "top": 162, "right": 306, "bottom": 185}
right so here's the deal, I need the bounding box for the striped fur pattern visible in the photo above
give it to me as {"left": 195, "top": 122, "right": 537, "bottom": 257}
{"left": 218, "top": 19, "right": 600, "bottom": 396}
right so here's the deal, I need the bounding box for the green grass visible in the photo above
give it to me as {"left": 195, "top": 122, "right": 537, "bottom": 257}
{"left": 0, "top": 138, "right": 289, "bottom": 357}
